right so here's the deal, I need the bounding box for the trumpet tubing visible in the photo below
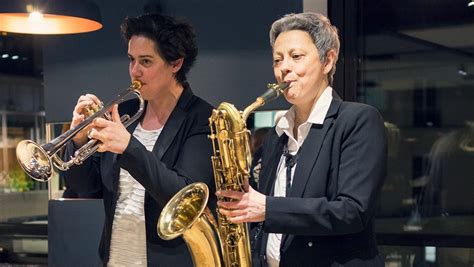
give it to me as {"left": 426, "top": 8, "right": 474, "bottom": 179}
{"left": 16, "top": 81, "right": 144, "bottom": 182}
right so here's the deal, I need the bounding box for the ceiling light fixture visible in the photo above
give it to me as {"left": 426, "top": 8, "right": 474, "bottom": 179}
{"left": 469, "top": 0, "right": 474, "bottom": 7}
{"left": 0, "top": 0, "right": 102, "bottom": 35}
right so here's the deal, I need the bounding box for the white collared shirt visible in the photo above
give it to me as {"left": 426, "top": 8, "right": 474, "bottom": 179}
{"left": 266, "top": 86, "right": 333, "bottom": 267}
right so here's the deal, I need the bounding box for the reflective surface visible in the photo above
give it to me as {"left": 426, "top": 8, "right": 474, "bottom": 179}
{"left": 16, "top": 140, "right": 52, "bottom": 182}
{"left": 357, "top": 0, "right": 474, "bottom": 224}
{"left": 354, "top": 0, "right": 474, "bottom": 265}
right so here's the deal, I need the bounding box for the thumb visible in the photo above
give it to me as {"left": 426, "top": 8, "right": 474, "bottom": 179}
{"left": 111, "top": 104, "right": 121, "bottom": 123}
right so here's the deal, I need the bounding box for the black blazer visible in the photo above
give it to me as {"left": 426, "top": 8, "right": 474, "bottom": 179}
{"left": 64, "top": 84, "right": 215, "bottom": 267}
{"left": 254, "top": 93, "right": 387, "bottom": 267}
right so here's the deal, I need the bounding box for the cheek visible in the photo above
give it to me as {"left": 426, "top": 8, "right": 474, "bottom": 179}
{"left": 273, "top": 68, "right": 281, "bottom": 81}
{"left": 293, "top": 64, "right": 308, "bottom": 79}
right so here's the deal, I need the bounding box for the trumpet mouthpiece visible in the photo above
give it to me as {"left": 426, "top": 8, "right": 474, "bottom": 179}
{"left": 131, "top": 80, "right": 142, "bottom": 90}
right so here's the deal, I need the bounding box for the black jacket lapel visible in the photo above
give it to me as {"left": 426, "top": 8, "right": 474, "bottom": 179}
{"left": 280, "top": 95, "right": 342, "bottom": 252}
{"left": 152, "top": 85, "right": 195, "bottom": 159}
{"left": 256, "top": 132, "right": 287, "bottom": 260}
{"left": 259, "top": 133, "right": 287, "bottom": 195}
{"left": 152, "top": 108, "right": 185, "bottom": 159}
{"left": 289, "top": 123, "right": 332, "bottom": 198}
{"left": 290, "top": 92, "right": 342, "bottom": 198}
{"left": 106, "top": 85, "right": 195, "bottom": 193}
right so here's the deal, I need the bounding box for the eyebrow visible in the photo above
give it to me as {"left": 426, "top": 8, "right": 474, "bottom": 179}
{"left": 128, "top": 54, "right": 154, "bottom": 59}
{"left": 273, "top": 48, "right": 297, "bottom": 56}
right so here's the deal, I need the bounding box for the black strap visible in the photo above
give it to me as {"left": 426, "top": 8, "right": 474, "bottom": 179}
{"left": 282, "top": 146, "right": 302, "bottom": 196}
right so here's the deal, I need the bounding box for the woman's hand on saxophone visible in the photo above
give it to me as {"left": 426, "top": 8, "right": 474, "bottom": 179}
{"left": 88, "top": 104, "right": 131, "bottom": 154}
{"left": 216, "top": 186, "right": 266, "bottom": 223}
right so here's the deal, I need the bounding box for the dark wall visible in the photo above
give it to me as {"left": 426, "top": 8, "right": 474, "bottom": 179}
{"left": 43, "top": 0, "right": 302, "bottom": 122}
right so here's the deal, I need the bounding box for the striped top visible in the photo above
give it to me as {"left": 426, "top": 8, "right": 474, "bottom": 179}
{"left": 108, "top": 123, "right": 162, "bottom": 267}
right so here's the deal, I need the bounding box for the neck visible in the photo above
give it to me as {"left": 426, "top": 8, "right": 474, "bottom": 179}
{"left": 141, "top": 82, "right": 184, "bottom": 130}
{"left": 293, "top": 84, "right": 328, "bottom": 129}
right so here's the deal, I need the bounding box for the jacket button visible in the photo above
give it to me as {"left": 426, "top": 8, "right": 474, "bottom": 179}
{"left": 308, "top": 242, "right": 313, "bottom": 247}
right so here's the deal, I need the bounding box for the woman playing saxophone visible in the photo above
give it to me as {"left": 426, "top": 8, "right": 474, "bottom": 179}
{"left": 217, "top": 12, "right": 387, "bottom": 267}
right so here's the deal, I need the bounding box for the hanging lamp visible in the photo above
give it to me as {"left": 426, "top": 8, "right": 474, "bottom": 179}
{"left": 0, "top": 0, "right": 102, "bottom": 35}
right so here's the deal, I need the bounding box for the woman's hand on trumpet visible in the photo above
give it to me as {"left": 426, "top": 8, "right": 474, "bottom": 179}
{"left": 71, "top": 94, "right": 102, "bottom": 147}
{"left": 88, "top": 104, "right": 131, "bottom": 154}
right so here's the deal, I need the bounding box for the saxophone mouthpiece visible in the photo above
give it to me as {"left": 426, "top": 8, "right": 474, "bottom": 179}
{"left": 261, "top": 82, "right": 289, "bottom": 103}
{"left": 276, "top": 82, "right": 289, "bottom": 93}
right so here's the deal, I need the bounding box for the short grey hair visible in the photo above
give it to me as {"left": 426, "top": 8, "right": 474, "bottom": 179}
{"left": 269, "top": 12, "right": 340, "bottom": 86}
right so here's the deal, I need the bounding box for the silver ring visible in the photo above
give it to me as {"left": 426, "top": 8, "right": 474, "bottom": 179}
{"left": 87, "top": 129, "right": 94, "bottom": 139}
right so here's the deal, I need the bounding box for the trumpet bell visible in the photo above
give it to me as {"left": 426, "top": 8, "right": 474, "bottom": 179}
{"left": 16, "top": 140, "right": 52, "bottom": 182}
{"left": 15, "top": 81, "right": 144, "bottom": 182}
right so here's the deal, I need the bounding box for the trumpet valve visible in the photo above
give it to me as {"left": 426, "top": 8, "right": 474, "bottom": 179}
{"left": 83, "top": 102, "right": 104, "bottom": 118}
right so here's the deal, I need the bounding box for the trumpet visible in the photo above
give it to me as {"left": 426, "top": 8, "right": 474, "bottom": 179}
{"left": 16, "top": 81, "right": 144, "bottom": 182}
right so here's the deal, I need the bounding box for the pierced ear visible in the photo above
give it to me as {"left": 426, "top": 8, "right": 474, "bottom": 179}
{"left": 171, "top": 58, "right": 184, "bottom": 73}
{"left": 323, "top": 50, "right": 337, "bottom": 75}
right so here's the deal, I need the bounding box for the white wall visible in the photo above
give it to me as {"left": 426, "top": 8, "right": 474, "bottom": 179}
{"left": 304, "top": 0, "right": 327, "bottom": 15}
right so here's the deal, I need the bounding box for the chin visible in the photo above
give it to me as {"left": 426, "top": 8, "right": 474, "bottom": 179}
{"left": 283, "top": 95, "right": 298, "bottom": 106}
{"left": 139, "top": 91, "right": 152, "bottom": 101}
{"left": 284, "top": 89, "right": 297, "bottom": 100}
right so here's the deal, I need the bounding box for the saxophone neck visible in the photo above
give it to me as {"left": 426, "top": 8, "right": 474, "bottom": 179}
{"left": 242, "top": 82, "right": 289, "bottom": 121}
{"left": 242, "top": 99, "right": 264, "bottom": 121}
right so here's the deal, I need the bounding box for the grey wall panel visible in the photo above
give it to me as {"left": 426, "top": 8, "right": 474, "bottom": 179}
{"left": 43, "top": 0, "right": 301, "bottom": 122}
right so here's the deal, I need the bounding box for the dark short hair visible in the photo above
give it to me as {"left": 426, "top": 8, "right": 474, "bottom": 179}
{"left": 121, "top": 14, "right": 198, "bottom": 85}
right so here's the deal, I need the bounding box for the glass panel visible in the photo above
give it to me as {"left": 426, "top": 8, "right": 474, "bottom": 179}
{"left": 0, "top": 29, "right": 47, "bottom": 266}
{"left": 380, "top": 246, "right": 474, "bottom": 267}
{"left": 0, "top": 114, "right": 5, "bottom": 191}
{"left": 358, "top": 0, "right": 474, "bottom": 239}
{"left": 253, "top": 110, "right": 287, "bottom": 129}
{"left": 4, "top": 113, "right": 46, "bottom": 193}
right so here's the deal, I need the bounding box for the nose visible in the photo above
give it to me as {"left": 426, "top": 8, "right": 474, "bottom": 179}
{"left": 130, "top": 61, "right": 142, "bottom": 79}
{"left": 278, "top": 58, "right": 292, "bottom": 78}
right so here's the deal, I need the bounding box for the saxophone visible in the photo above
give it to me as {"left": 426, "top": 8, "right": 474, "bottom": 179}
{"left": 157, "top": 82, "right": 289, "bottom": 267}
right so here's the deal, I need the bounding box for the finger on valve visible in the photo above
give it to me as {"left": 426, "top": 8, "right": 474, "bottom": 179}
{"left": 83, "top": 101, "right": 104, "bottom": 119}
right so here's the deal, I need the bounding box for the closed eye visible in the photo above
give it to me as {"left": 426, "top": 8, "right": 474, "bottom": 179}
{"left": 273, "top": 58, "right": 282, "bottom": 67}
{"left": 292, "top": 54, "right": 303, "bottom": 60}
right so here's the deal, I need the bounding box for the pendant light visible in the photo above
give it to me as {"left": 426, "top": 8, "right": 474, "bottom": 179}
{"left": 0, "top": 0, "right": 102, "bottom": 35}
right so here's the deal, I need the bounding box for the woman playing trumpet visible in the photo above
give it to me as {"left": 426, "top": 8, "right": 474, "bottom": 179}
{"left": 63, "top": 13, "right": 215, "bottom": 266}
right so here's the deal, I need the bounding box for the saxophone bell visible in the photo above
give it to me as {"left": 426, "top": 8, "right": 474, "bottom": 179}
{"left": 157, "top": 82, "right": 289, "bottom": 267}
{"left": 158, "top": 183, "right": 222, "bottom": 267}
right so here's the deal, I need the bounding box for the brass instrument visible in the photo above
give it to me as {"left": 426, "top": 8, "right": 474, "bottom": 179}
{"left": 16, "top": 81, "right": 144, "bottom": 182}
{"left": 158, "top": 182, "right": 222, "bottom": 267}
{"left": 158, "top": 82, "right": 289, "bottom": 267}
